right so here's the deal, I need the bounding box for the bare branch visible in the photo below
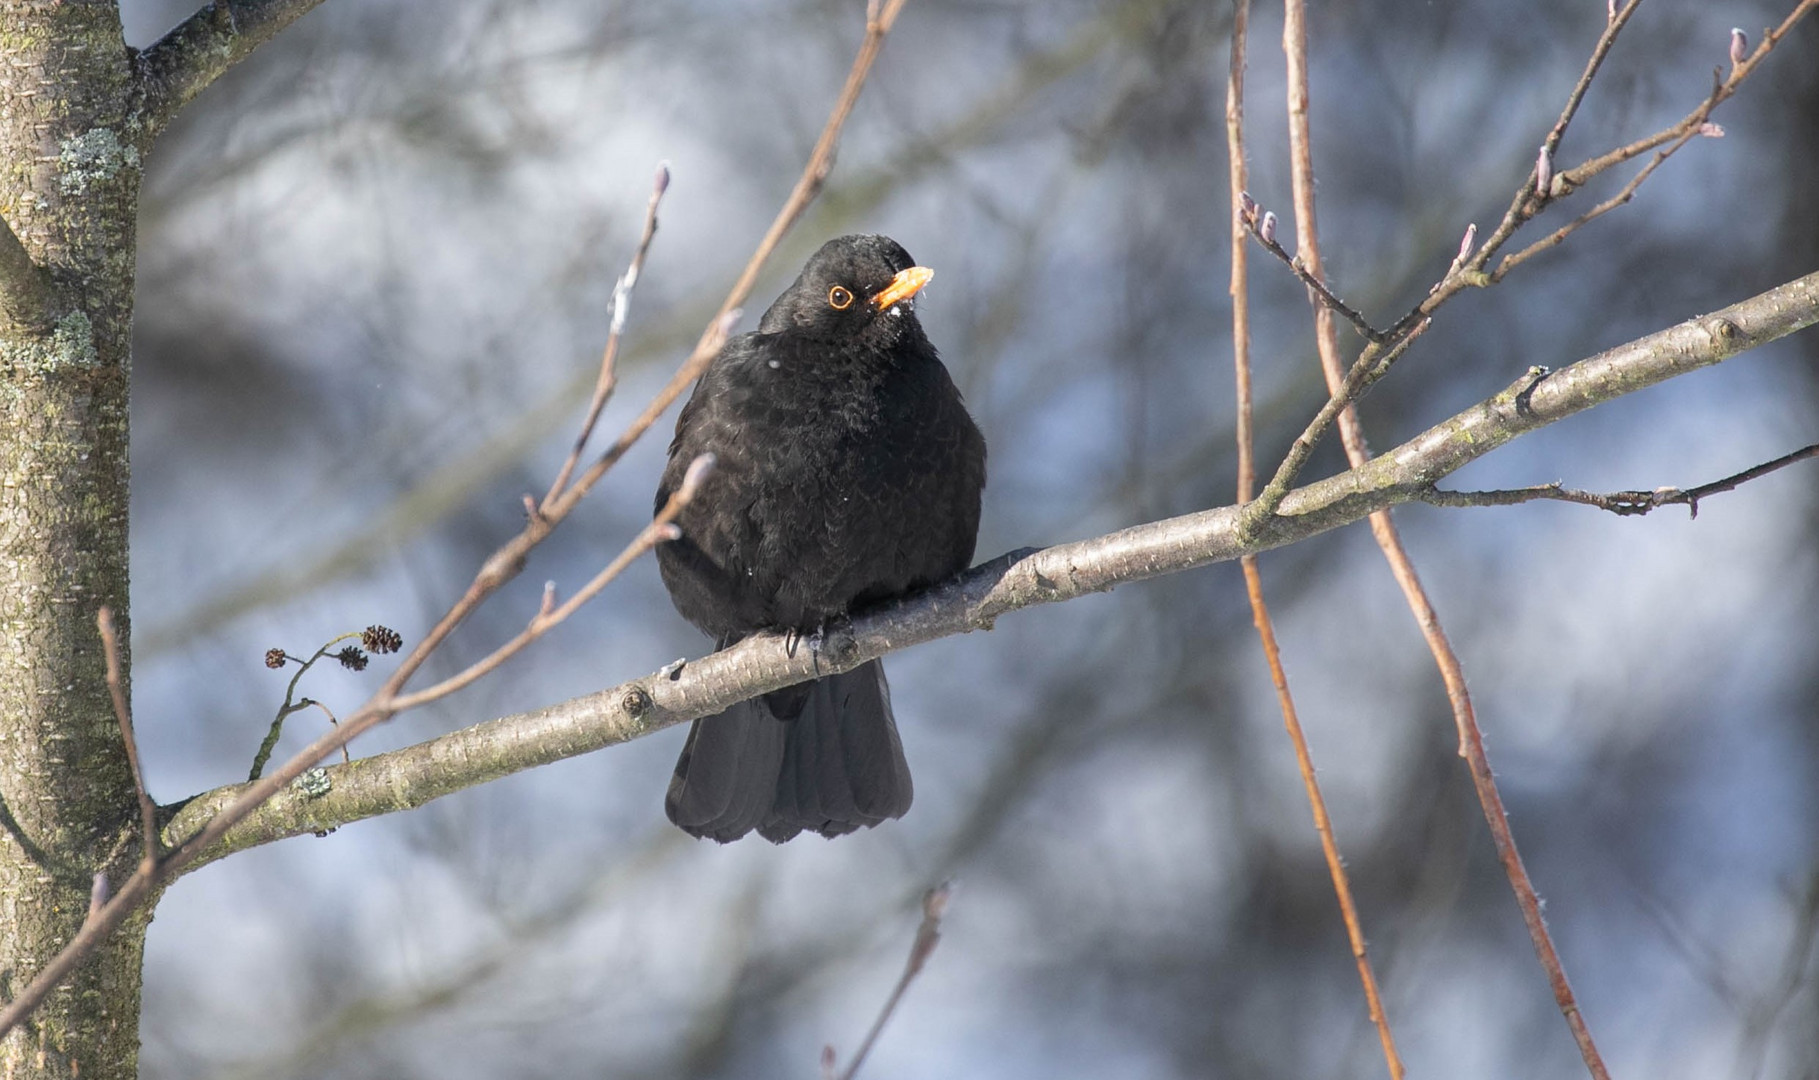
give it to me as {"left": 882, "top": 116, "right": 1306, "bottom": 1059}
{"left": 1283, "top": 0, "right": 1607, "bottom": 1050}
{"left": 1238, "top": 196, "right": 1389, "bottom": 344}
{"left": 136, "top": 0, "right": 333, "bottom": 137}
{"left": 538, "top": 0, "right": 914, "bottom": 521}
{"left": 542, "top": 162, "right": 671, "bottom": 511}
{"left": 1232, "top": 9, "right": 1406, "bottom": 1079}
{"left": 97, "top": 608, "right": 157, "bottom": 866}
{"left": 388, "top": 453, "right": 710, "bottom": 711}
{"left": 832, "top": 883, "right": 951, "bottom": 1080}
{"left": 1413, "top": 0, "right": 1815, "bottom": 319}
{"left": 1275, "top": 4, "right": 1407, "bottom": 1074}
{"left": 1421, "top": 443, "right": 1819, "bottom": 518}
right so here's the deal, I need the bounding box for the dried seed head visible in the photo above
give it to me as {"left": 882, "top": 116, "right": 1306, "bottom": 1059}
{"left": 362, "top": 625, "right": 403, "bottom": 654}
{"left": 264, "top": 648, "right": 287, "bottom": 670}
{"left": 334, "top": 645, "right": 369, "bottom": 672}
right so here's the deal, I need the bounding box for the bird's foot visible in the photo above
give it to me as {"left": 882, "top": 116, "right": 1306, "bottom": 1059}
{"left": 807, "top": 615, "right": 858, "bottom": 677}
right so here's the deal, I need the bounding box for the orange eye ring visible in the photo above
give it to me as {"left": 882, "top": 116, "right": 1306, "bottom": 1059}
{"left": 828, "top": 285, "right": 855, "bottom": 310}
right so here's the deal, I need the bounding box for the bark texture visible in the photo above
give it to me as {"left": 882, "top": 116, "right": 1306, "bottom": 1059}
{"left": 0, "top": 3, "right": 147, "bottom": 1078}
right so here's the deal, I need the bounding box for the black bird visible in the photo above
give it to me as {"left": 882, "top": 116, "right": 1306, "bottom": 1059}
{"left": 654, "top": 234, "right": 986, "bottom": 843}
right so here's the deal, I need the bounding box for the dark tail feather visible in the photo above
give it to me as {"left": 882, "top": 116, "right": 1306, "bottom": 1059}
{"left": 664, "top": 697, "right": 788, "bottom": 843}
{"left": 665, "top": 660, "right": 913, "bottom": 844}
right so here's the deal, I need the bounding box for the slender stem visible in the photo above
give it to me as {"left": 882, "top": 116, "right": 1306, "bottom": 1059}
{"left": 1421, "top": 443, "right": 1819, "bottom": 517}
{"left": 97, "top": 608, "right": 158, "bottom": 866}
{"left": 835, "top": 884, "right": 950, "bottom": 1080}
{"left": 1273, "top": 5, "right": 1405, "bottom": 1076}
{"left": 389, "top": 453, "right": 711, "bottom": 711}
{"left": 1282, "top": 3, "right": 1608, "bottom": 1074}
{"left": 542, "top": 164, "right": 670, "bottom": 511}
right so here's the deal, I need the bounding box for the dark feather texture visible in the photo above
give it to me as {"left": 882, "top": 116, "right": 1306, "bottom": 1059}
{"left": 654, "top": 235, "right": 985, "bottom": 842}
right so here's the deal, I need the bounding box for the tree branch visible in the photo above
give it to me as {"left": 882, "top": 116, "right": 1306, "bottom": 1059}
{"left": 1421, "top": 443, "right": 1819, "bottom": 517}
{"left": 135, "top": 0, "right": 333, "bottom": 138}
{"left": 0, "top": 210, "right": 52, "bottom": 332}
{"left": 158, "top": 268, "right": 1819, "bottom": 868}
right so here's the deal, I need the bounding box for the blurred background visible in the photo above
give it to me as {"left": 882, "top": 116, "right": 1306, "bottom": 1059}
{"left": 118, "top": 0, "right": 1818, "bottom": 1076}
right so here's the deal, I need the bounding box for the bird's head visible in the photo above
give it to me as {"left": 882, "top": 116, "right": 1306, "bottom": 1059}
{"left": 758, "top": 234, "right": 934, "bottom": 349}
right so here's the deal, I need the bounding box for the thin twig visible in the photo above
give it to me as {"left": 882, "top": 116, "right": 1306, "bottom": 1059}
{"left": 1421, "top": 443, "right": 1819, "bottom": 518}
{"left": 1494, "top": 118, "right": 1717, "bottom": 280}
{"left": 249, "top": 631, "right": 361, "bottom": 781}
{"left": 1542, "top": 0, "right": 1647, "bottom": 164}
{"left": 1555, "top": 0, "right": 1816, "bottom": 195}
{"left": 1240, "top": 202, "right": 1389, "bottom": 343}
{"left": 1233, "top": 1, "right": 1403, "bottom": 1070}
{"left": 0, "top": 2, "right": 916, "bottom": 1039}
{"left": 1412, "top": 0, "right": 1815, "bottom": 321}
{"left": 98, "top": 608, "right": 158, "bottom": 867}
{"left": 1281, "top": 4, "right": 1608, "bottom": 1075}
{"left": 389, "top": 453, "right": 712, "bottom": 711}
{"left": 1237, "top": 321, "right": 1430, "bottom": 535}
{"left": 542, "top": 163, "right": 671, "bottom": 512}
{"left": 834, "top": 883, "right": 951, "bottom": 1080}
{"left": 1272, "top": 5, "right": 1406, "bottom": 1076}
{"left": 537, "top": 0, "right": 914, "bottom": 524}
{"left": 299, "top": 700, "right": 352, "bottom": 765}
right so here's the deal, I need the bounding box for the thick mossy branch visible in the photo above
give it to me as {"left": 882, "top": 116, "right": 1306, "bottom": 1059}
{"left": 135, "top": 0, "right": 331, "bottom": 136}
{"left": 162, "top": 268, "right": 1819, "bottom": 868}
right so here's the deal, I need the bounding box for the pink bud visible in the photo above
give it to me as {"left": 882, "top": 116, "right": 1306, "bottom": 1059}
{"left": 1259, "top": 211, "right": 1277, "bottom": 245}
{"left": 1698, "top": 122, "right": 1725, "bottom": 138}
{"left": 682, "top": 453, "right": 717, "bottom": 494}
{"left": 654, "top": 161, "right": 672, "bottom": 195}
{"left": 1457, "top": 223, "right": 1477, "bottom": 262}
{"left": 89, "top": 872, "right": 110, "bottom": 920}
{"left": 1535, "top": 146, "right": 1553, "bottom": 197}
{"left": 1729, "top": 28, "right": 1748, "bottom": 67}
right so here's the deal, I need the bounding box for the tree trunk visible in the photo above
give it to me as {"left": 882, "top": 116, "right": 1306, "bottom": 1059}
{"left": 0, "top": 3, "right": 147, "bottom": 1078}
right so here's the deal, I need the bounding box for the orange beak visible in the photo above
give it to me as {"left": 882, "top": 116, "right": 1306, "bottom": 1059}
{"left": 871, "top": 265, "right": 934, "bottom": 310}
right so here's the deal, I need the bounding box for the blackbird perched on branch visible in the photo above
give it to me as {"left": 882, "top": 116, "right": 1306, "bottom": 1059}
{"left": 655, "top": 234, "right": 986, "bottom": 843}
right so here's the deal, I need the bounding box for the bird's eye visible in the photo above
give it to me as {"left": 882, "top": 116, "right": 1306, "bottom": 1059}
{"left": 827, "top": 285, "right": 855, "bottom": 310}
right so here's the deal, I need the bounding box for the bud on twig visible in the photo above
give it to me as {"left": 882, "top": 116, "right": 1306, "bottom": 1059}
{"left": 88, "top": 872, "right": 110, "bottom": 921}
{"left": 1535, "top": 146, "right": 1553, "bottom": 197}
{"left": 1729, "top": 27, "right": 1748, "bottom": 69}
{"left": 680, "top": 453, "right": 717, "bottom": 499}
{"left": 1259, "top": 211, "right": 1277, "bottom": 245}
